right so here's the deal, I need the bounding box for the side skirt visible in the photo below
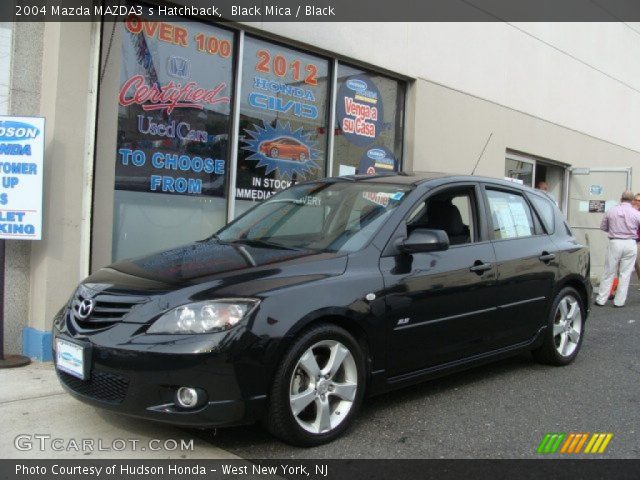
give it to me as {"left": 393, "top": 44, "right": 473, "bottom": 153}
{"left": 368, "top": 327, "right": 546, "bottom": 396}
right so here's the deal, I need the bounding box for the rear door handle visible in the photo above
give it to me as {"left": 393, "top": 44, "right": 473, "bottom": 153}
{"left": 539, "top": 252, "right": 556, "bottom": 263}
{"left": 470, "top": 261, "right": 493, "bottom": 274}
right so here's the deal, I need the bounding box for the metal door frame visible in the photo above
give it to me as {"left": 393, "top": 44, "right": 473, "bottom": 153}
{"left": 566, "top": 166, "right": 632, "bottom": 223}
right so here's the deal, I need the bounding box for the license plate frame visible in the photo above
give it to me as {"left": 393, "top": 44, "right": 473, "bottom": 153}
{"left": 55, "top": 338, "right": 90, "bottom": 380}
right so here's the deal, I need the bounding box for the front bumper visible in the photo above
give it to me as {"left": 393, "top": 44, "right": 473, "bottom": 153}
{"left": 52, "top": 321, "right": 268, "bottom": 428}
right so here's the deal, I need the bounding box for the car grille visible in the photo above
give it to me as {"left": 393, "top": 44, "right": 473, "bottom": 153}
{"left": 70, "top": 288, "right": 148, "bottom": 330}
{"left": 58, "top": 370, "right": 129, "bottom": 404}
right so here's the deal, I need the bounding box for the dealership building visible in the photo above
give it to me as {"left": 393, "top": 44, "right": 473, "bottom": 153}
{"left": 2, "top": 17, "right": 640, "bottom": 360}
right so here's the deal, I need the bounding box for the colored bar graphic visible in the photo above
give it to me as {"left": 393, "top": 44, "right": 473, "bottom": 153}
{"left": 538, "top": 433, "right": 612, "bottom": 454}
{"left": 574, "top": 433, "right": 589, "bottom": 453}
{"left": 584, "top": 433, "right": 614, "bottom": 454}
{"left": 537, "top": 433, "right": 565, "bottom": 454}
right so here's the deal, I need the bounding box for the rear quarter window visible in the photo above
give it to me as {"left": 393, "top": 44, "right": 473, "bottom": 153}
{"left": 528, "top": 193, "right": 556, "bottom": 234}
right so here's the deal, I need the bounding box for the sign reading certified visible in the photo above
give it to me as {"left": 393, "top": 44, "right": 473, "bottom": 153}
{"left": 0, "top": 116, "right": 45, "bottom": 240}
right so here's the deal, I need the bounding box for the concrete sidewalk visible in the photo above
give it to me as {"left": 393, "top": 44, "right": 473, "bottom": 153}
{"left": 0, "top": 362, "right": 239, "bottom": 459}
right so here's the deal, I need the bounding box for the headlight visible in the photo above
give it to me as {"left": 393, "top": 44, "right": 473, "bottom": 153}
{"left": 147, "top": 299, "right": 259, "bottom": 334}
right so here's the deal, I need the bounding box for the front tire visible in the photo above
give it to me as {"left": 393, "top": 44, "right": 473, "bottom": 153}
{"left": 532, "top": 287, "right": 585, "bottom": 366}
{"left": 264, "top": 324, "right": 365, "bottom": 446}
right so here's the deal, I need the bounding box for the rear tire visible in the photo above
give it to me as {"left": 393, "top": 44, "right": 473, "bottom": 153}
{"left": 532, "top": 287, "right": 585, "bottom": 366}
{"left": 264, "top": 324, "right": 365, "bottom": 446}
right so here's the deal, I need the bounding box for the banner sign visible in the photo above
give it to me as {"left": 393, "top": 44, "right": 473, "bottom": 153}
{"left": 336, "top": 75, "right": 383, "bottom": 147}
{"left": 235, "top": 37, "right": 329, "bottom": 202}
{"left": 115, "top": 15, "right": 233, "bottom": 198}
{"left": 0, "top": 116, "right": 45, "bottom": 240}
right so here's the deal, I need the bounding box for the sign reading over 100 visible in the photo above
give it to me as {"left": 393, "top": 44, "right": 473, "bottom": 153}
{"left": 124, "top": 16, "right": 232, "bottom": 58}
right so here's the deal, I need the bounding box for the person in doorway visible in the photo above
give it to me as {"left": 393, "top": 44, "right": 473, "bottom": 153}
{"left": 596, "top": 190, "right": 640, "bottom": 307}
{"left": 535, "top": 180, "right": 549, "bottom": 191}
{"left": 536, "top": 180, "right": 558, "bottom": 205}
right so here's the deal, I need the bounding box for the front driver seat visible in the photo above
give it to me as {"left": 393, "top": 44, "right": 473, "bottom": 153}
{"left": 424, "top": 201, "right": 470, "bottom": 245}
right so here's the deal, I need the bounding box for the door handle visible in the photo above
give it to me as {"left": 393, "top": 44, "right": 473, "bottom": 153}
{"left": 470, "top": 261, "right": 493, "bottom": 274}
{"left": 539, "top": 252, "right": 556, "bottom": 263}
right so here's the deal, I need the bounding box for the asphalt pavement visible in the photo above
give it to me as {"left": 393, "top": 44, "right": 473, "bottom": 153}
{"left": 196, "top": 289, "right": 640, "bottom": 459}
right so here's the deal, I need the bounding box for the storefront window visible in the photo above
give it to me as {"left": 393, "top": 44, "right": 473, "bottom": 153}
{"left": 332, "top": 64, "right": 405, "bottom": 176}
{"left": 103, "top": 18, "right": 406, "bottom": 263}
{"left": 235, "top": 36, "right": 330, "bottom": 216}
{"left": 112, "top": 16, "right": 235, "bottom": 261}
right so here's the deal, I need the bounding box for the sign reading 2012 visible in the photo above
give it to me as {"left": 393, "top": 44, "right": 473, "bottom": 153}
{"left": 249, "top": 49, "right": 320, "bottom": 120}
{"left": 255, "top": 50, "right": 318, "bottom": 85}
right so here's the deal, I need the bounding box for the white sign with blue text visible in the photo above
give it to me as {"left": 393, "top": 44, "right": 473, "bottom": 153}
{"left": 0, "top": 116, "right": 45, "bottom": 240}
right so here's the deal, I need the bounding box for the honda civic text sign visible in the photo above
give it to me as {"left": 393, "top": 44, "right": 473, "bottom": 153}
{"left": 0, "top": 116, "right": 45, "bottom": 240}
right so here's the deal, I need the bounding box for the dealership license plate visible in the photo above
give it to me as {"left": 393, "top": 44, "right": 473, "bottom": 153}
{"left": 55, "top": 339, "right": 86, "bottom": 380}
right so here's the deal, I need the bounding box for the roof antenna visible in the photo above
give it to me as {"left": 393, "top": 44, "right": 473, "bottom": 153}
{"left": 471, "top": 132, "right": 493, "bottom": 176}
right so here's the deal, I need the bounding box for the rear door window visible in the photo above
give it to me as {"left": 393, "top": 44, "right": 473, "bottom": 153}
{"left": 485, "top": 189, "right": 535, "bottom": 240}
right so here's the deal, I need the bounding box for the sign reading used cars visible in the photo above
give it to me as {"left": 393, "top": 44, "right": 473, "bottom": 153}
{"left": 0, "top": 116, "right": 45, "bottom": 240}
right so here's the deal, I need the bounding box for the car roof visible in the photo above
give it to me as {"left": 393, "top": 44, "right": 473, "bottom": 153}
{"left": 329, "top": 171, "right": 541, "bottom": 193}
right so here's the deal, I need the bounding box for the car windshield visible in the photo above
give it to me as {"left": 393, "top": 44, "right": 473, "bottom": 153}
{"left": 216, "top": 181, "right": 412, "bottom": 252}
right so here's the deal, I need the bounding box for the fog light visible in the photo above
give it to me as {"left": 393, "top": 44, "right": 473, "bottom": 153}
{"left": 176, "top": 387, "right": 200, "bottom": 408}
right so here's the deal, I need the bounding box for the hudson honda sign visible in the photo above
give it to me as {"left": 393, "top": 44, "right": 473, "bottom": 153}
{"left": 0, "top": 116, "right": 45, "bottom": 240}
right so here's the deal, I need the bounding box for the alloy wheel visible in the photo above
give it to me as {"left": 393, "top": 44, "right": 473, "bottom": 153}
{"left": 289, "top": 340, "right": 358, "bottom": 434}
{"left": 553, "top": 295, "right": 582, "bottom": 357}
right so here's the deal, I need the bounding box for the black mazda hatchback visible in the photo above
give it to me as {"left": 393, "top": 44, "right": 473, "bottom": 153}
{"left": 53, "top": 173, "right": 591, "bottom": 446}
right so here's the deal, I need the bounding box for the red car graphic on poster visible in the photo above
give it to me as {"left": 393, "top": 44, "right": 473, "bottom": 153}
{"left": 259, "top": 137, "right": 310, "bottom": 161}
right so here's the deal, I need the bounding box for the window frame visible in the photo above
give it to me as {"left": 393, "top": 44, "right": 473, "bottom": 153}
{"left": 386, "top": 182, "right": 490, "bottom": 253}
{"left": 505, "top": 150, "right": 569, "bottom": 215}
{"left": 93, "top": 13, "right": 408, "bottom": 270}
{"left": 330, "top": 61, "right": 407, "bottom": 178}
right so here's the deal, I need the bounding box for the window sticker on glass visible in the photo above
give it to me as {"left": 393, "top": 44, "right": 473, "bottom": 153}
{"left": 332, "top": 64, "right": 405, "bottom": 177}
{"left": 358, "top": 147, "right": 398, "bottom": 175}
{"left": 116, "top": 15, "right": 234, "bottom": 198}
{"left": 361, "top": 192, "right": 387, "bottom": 207}
{"left": 487, "top": 191, "right": 534, "bottom": 239}
{"left": 509, "top": 201, "right": 532, "bottom": 236}
{"left": 235, "top": 37, "right": 330, "bottom": 212}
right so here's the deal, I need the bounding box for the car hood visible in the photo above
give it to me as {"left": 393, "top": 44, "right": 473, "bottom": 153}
{"left": 82, "top": 240, "right": 348, "bottom": 296}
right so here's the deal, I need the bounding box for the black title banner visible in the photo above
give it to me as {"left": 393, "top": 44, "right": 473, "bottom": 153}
{"left": 2, "top": 0, "right": 640, "bottom": 22}
{"left": 3, "top": 459, "right": 640, "bottom": 480}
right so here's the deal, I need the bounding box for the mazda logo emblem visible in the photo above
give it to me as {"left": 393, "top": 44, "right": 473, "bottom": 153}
{"left": 74, "top": 298, "right": 95, "bottom": 320}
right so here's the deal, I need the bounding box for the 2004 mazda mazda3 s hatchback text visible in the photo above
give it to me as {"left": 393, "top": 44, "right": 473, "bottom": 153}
{"left": 53, "top": 173, "right": 591, "bottom": 446}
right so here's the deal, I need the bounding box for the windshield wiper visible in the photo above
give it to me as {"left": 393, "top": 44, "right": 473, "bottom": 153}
{"left": 229, "top": 238, "right": 303, "bottom": 251}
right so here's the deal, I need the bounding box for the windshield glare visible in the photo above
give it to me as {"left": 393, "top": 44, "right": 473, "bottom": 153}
{"left": 216, "top": 182, "right": 411, "bottom": 252}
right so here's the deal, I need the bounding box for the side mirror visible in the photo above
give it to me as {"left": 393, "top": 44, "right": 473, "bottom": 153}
{"left": 398, "top": 228, "right": 450, "bottom": 253}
